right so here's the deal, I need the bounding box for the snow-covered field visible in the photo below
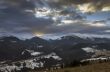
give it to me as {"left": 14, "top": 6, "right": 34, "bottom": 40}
{"left": 0, "top": 52, "right": 62, "bottom": 72}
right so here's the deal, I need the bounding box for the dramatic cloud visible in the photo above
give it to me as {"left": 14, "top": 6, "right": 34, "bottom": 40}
{"left": 0, "top": 0, "right": 110, "bottom": 39}
{"left": 59, "top": 0, "right": 110, "bottom": 13}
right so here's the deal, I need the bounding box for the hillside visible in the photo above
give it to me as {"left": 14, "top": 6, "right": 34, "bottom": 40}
{"left": 1, "top": 36, "right": 110, "bottom": 72}
{"left": 30, "top": 62, "right": 110, "bottom": 72}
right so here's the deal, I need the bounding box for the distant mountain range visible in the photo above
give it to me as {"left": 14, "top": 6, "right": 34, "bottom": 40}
{"left": 0, "top": 35, "right": 110, "bottom": 61}
{"left": 0, "top": 35, "right": 110, "bottom": 71}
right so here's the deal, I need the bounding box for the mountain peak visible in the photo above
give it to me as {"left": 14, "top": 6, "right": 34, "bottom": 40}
{"left": 0, "top": 36, "right": 20, "bottom": 41}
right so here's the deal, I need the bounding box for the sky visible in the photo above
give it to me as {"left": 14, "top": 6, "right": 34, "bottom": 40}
{"left": 0, "top": 0, "right": 110, "bottom": 39}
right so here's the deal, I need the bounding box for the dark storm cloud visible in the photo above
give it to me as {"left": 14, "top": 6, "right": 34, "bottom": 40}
{"left": 39, "top": 19, "right": 109, "bottom": 34}
{"left": 2, "top": 0, "right": 110, "bottom": 12}
{"left": 59, "top": 0, "right": 110, "bottom": 4}
{"left": 0, "top": 4, "right": 54, "bottom": 34}
{"left": 58, "top": 0, "right": 110, "bottom": 13}
{"left": 0, "top": 0, "right": 34, "bottom": 14}
{"left": 0, "top": 0, "right": 110, "bottom": 38}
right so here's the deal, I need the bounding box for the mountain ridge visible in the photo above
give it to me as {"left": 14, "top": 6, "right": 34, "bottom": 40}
{"left": 0, "top": 35, "right": 110, "bottom": 71}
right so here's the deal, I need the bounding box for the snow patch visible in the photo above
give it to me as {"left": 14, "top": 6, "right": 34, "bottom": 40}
{"left": 22, "top": 49, "right": 43, "bottom": 56}
{"left": 82, "top": 47, "right": 98, "bottom": 53}
{"left": 81, "top": 57, "right": 110, "bottom": 62}
{"left": 42, "top": 52, "right": 62, "bottom": 60}
{"left": 31, "top": 52, "right": 42, "bottom": 56}
{"left": 24, "top": 60, "right": 44, "bottom": 69}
